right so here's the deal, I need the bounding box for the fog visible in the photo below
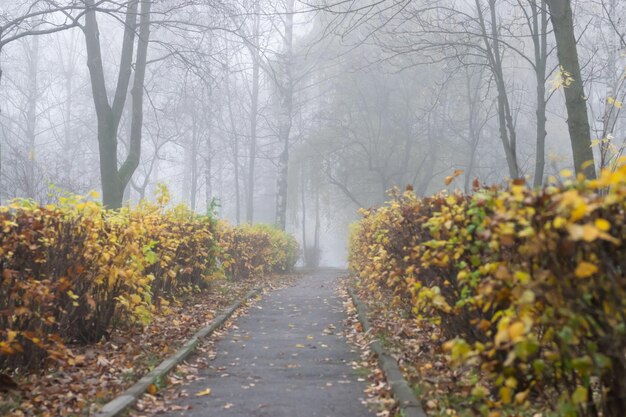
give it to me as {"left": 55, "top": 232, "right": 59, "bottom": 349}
{"left": 1, "top": 0, "right": 624, "bottom": 267}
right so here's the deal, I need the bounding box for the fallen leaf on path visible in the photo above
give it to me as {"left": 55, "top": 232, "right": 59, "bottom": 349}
{"left": 195, "top": 388, "right": 212, "bottom": 396}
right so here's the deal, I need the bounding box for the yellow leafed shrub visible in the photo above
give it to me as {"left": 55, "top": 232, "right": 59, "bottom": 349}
{"left": 251, "top": 224, "right": 300, "bottom": 273}
{"left": 350, "top": 164, "right": 626, "bottom": 417}
{"left": 0, "top": 188, "right": 221, "bottom": 371}
{"left": 217, "top": 222, "right": 299, "bottom": 280}
{"left": 0, "top": 188, "right": 299, "bottom": 372}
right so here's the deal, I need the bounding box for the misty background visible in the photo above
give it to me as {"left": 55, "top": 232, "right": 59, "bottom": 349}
{"left": 0, "top": 0, "right": 624, "bottom": 266}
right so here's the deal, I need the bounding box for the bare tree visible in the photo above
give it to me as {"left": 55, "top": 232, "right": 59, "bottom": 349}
{"left": 274, "top": 0, "right": 295, "bottom": 230}
{"left": 82, "top": 0, "right": 152, "bottom": 208}
{"left": 521, "top": 0, "right": 550, "bottom": 186}
{"left": 474, "top": 0, "right": 520, "bottom": 178}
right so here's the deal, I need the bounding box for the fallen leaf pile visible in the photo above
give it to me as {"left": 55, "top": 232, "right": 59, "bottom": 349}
{"left": 337, "top": 282, "right": 396, "bottom": 417}
{"left": 0, "top": 274, "right": 296, "bottom": 417}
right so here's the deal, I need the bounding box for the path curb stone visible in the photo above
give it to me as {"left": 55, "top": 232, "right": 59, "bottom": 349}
{"left": 93, "top": 288, "right": 261, "bottom": 417}
{"left": 348, "top": 287, "right": 428, "bottom": 417}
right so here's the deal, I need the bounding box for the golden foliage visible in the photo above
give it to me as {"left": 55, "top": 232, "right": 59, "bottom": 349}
{"left": 217, "top": 223, "right": 299, "bottom": 280}
{"left": 349, "top": 162, "right": 626, "bottom": 416}
{"left": 0, "top": 189, "right": 298, "bottom": 371}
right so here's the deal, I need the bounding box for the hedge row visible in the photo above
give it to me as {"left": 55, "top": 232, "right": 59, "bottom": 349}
{"left": 349, "top": 166, "right": 626, "bottom": 417}
{"left": 0, "top": 189, "right": 298, "bottom": 372}
{"left": 217, "top": 222, "right": 299, "bottom": 280}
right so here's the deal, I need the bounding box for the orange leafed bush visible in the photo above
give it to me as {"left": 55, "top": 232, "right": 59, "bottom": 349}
{"left": 0, "top": 187, "right": 298, "bottom": 373}
{"left": 0, "top": 188, "right": 220, "bottom": 371}
{"left": 350, "top": 164, "right": 626, "bottom": 417}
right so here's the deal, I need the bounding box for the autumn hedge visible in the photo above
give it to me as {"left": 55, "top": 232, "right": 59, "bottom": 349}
{"left": 217, "top": 222, "right": 299, "bottom": 280}
{"left": 349, "top": 165, "right": 626, "bottom": 417}
{"left": 0, "top": 188, "right": 298, "bottom": 372}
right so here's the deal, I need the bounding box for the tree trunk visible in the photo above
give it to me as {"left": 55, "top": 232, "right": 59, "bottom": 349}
{"left": 225, "top": 70, "right": 241, "bottom": 224}
{"left": 247, "top": 0, "right": 261, "bottom": 224}
{"left": 120, "top": 0, "right": 151, "bottom": 195}
{"left": 600, "top": 0, "right": 620, "bottom": 170}
{"left": 464, "top": 69, "right": 481, "bottom": 193}
{"left": 63, "top": 64, "right": 74, "bottom": 186}
{"left": 123, "top": 181, "right": 131, "bottom": 206}
{"left": 25, "top": 35, "right": 39, "bottom": 199}
{"left": 83, "top": 0, "right": 151, "bottom": 209}
{"left": 531, "top": 0, "right": 549, "bottom": 187}
{"left": 182, "top": 142, "right": 191, "bottom": 204}
{"left": 205, "top": 161, "right": 212, "bottom": 213}
{"left": 205, "top": 119, "right": 213, "bottom": 214}
{"left": 313, "top": 183, "right": 320, "bottom": 268}
{"left": 301, "top": 168, "right": 308, "bottom": 264}
{"left": 274, "top": 0, "right": 295, "bottom": 231}
{"left": 275, "top": 135, "right": 290, "bottom": 230}
{"left": 190, "top": 111, "right": 198, "bottom": 212}
{"left": 151, "top": 152, "right": 160, "bottom": 199}
{"left": 546, "top": 0, "right": 596, "bottom": 178}
{"left": 475, "top": 0, "right": 520, "bottom": 179}
{"left": 97, "top": 124, "right": 122, "bottom": 207}
{"left": 417, "top": 114, "right": 437, "bottom": 196}
{"left": 534, "top": 71, "right": 548, "bottom": 187}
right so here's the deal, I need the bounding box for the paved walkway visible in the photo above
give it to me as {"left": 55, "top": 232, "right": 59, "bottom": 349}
{"left": 160, "top": 269, "right": 375, "bottom": 417}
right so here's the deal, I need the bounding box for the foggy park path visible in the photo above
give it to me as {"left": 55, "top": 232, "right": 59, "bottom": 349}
{"left": 158, "top": 269, "right": 375, "bottom": 417}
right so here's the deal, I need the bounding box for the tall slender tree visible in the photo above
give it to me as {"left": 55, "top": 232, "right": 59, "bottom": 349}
{"left": 546, "top": 0, "right": 596, "bottom": 178}
{"left": 274, "top": 0, "right": 295, "bottom": 230}
{"left": 246, "top": 0, "right": 261, "bottom": 223}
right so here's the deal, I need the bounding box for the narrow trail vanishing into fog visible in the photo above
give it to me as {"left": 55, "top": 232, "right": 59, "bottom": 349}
{"left": 159, "top": 269, "right": 375, "bottom": 417}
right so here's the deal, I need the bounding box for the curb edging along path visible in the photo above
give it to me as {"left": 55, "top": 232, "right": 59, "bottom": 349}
{"left": 348, "top": 287, "right": 428, "bottom": 417}
{"left": 94, "top": 288, "right": 261, "bottom": 417}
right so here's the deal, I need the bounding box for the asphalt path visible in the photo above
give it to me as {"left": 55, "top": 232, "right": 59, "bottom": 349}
{"left": 159, "top": 269, "right": 375, "bottom": 417}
